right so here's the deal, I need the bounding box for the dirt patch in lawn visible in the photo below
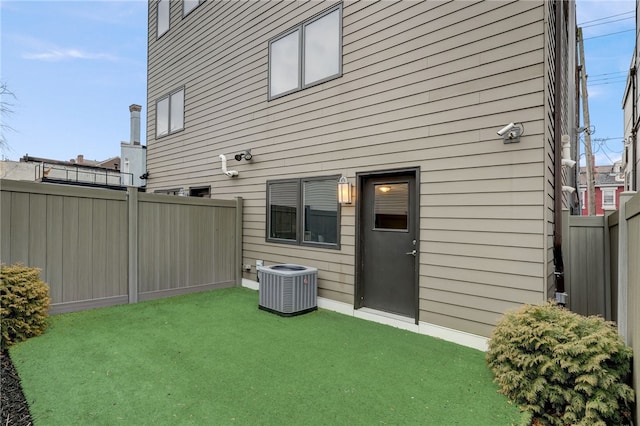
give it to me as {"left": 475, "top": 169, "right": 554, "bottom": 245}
{"left": 1, "top": 349, "right": 33, "bottom": 426}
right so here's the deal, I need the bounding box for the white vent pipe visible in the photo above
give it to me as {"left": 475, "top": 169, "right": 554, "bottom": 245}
{"left": 219, "top": 154, "right": 238, "bottom": 177}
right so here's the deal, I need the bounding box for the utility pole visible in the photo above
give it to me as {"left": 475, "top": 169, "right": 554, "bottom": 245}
{"left": 578, "top": 27, "right": 596, "bottom": 216}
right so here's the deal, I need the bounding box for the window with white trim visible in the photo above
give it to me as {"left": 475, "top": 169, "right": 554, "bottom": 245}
{"left": 183, "top": 0, "right": 204, "bottom": 17}
{"left": 156, "top": 88, "right": 184, "bottom": 138}
{"left": 580, "top": 189, "right": 586, "bottom": 209}
{"left": 267, "top": 176, "right": 339, "bottom": 247}
{"left": 602, "top": 188, "right": 616, "bottom": 209}
{"left": 157, "top": 0, "right": 170, "bottom": 38}
{"left": 268, "top": 5, "right": 342, "bottom": 99}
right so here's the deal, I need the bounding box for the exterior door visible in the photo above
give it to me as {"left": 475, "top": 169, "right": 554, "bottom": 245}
{"left": 357, "top": 171, "right": 418, "bottom": 319}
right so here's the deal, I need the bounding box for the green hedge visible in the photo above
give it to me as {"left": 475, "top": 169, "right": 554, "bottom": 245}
{"left": 486, "top": 302, "right": 634, "bottom": 425}
{"left": 1, "top": 263, "right": 51, "bottom": 349}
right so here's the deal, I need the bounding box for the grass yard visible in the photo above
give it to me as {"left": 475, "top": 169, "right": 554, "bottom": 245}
{"left": 10, "top": 287, "right": 525, "bottom": 425}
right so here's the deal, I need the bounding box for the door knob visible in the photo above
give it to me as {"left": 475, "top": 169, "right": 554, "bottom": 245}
{"left": 405, "top": 249, "right": 417, "bottom": 256}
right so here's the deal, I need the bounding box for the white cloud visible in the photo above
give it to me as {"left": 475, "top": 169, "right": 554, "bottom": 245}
{"left": 22, "top": 48, "right": 118, "bottom": 62}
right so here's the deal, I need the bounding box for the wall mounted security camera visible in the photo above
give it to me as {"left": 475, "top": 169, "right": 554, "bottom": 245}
{"left": 234, "top": 150, "right": 253, "bottom": 161}
{"left": 497, "top": 122, "right": 524, "bottom": 143}
{"left": 497, "top": 123, "right": 516, "bottom": 136}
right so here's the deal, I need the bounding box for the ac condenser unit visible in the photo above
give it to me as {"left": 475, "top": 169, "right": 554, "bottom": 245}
{"left": 257, "top": 264, "right": 318, "bottom": 316}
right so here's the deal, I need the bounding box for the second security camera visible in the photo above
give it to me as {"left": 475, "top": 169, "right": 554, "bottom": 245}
{"left": 497, "top": 123, "right": 516, "bottom": 136}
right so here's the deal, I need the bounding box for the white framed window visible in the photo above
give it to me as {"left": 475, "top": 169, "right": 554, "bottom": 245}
{"left": 266, "top": 176, "right": 339, "bottom": 247}
{"left": 580, "top": 189, "right": 586, "bottom": 209}
{"left": 157, "top": 0, "right": 170, "bottom": 38}
{"left": 183, "top": 0, "right": 203, "bottom": 17}
{"left": 602, "top": 188, "right": 616, "bottom": 209}
{"left": 156, "top": 87, "right": 185, "bottom": 138}
{"left": 268, "top": 5, "right": 342, "bottom": 99}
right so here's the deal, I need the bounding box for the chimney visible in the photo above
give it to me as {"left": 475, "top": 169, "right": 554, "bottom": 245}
{"left": 129, "top": 104, "right": 142, "bottom": 146}
{"left": 76, "top": 154, "right": 84, "bottom": 164}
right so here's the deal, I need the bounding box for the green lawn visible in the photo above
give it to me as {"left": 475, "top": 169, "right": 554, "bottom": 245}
{"left": 10, "top": 287, "right": 526, "bottom": 425}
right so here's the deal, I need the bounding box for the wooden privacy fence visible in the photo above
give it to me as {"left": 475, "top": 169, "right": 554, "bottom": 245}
{"left": 563, "top": 191, "right": 640, "bottom": 422}
{"left": 0, "top": 179, "right": 242, "bottom": 314}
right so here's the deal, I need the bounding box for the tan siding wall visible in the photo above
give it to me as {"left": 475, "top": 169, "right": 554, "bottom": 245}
{"left": 147, "top": 0, "right": 551, "bottom": 336}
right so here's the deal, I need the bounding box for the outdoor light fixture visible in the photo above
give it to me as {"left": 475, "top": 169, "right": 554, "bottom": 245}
{"left": 234, "top": 150, "right": 253, "bottom": 161}
{"left": 338, "top": 176, "right": 352, "bottom": 204}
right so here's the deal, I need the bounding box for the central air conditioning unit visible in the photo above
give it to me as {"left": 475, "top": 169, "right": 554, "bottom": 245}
{"left": 257, "top": 264, "right": 318, "bottom": 316}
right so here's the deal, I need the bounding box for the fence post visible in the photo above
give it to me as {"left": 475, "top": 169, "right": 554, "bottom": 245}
{"left": 562, "top": 209, "right": 571, "bottom": 306}
{"left": 235, "top": 196, "right": 243, "bottom": 287}
{"left": 603, "top": 211, "right": 613, "bottom": 321}
{"left": 127, "top": 187, "right": 139, "bottom": 304}
{"left": 617, "top": 191, "right": 637, "bottom": 343}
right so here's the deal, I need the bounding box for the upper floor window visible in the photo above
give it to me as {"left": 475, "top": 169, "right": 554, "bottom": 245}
{"left": 268, "top": 5, "right": 342, "bottom": 100}
{"left": 156, "top": 88, "right": 184, "bottom": 138}
{"left": 157, "top": 0, "right": 170, "bottom": 38}
{"left": 602, "top": 188, "right": 616, "bottom": 209}
{"left": 183, "top": 0, "right": 203, "bottom": 17}
{"left": 267, "top": 176, "right": 339, "bottom": 247}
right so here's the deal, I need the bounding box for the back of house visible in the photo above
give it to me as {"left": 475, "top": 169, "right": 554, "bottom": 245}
{"left": 146, "top": 0, "right": 576, "bottom": 348}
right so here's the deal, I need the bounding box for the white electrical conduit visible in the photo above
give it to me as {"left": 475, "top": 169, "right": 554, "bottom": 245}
{"left": 219, "top": 154, "right": 238, "bottom": 177}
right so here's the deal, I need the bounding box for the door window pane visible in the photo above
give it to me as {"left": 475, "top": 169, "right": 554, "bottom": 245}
{"left": 304, "top": 9, "right": 340, "bottom": 86}
{"left": 303, "top": 179, "right": 337, "bottom": 244}
{"left": 269, "top": 181, "right": 298, "bottom": 241}
{"left": 269, "top": 30, "right": 300, "bottom": 97}
{"left": 374, "top": 183, "right": 408, "bottom": 230}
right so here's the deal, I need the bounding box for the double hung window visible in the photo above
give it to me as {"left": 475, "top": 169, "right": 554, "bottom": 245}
{"left": 269, "top": 5, "right": 342, "bottom": 99}
{"left": 267, "top": 177, "right": 339, "bottom": 247}
{"left": 157, "top": 0, "right": 169, "bottom": 38}
{"left": 602, "top": 189, "right": 616, "bottom": 209}
{"left": 156, "top": 88, "right": 185, "bottom": 138}
{"left": 184, "top": 0, "right": 203, "bottom": 17}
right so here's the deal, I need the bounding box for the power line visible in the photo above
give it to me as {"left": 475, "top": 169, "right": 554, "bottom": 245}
{"left": 584, "top": 29, "right": 634, "bottom": 41}
{"left": 578, "top": 10, "right": 634, "bottom": 26}
{"left": 581, "top": 16, "right": 634, "bottom": 29}
{"left": 588, "top": 75, "right": 627, "bottom": 82}
{"left": 588, "top": 71, "right": 627, "bottom": 78}
{"left": 588, "top": 79, "right": 628, "bottom": 87}
{"left": 587, "top": 77, "right": 627, "bottom": 84}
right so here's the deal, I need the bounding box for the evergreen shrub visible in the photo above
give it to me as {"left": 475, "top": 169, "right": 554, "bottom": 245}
{"left": 1, "top": 263, "right": 51, "bottom": 349}
{"left": 486, "top": 302, "right": 634, "bottom": 425}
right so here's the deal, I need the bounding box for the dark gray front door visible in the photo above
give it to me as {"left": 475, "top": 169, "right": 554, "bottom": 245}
{"left": 358, "top": 172, "right": 418, "bottom": 319}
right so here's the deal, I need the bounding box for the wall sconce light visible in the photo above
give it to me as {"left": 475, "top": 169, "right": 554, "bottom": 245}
{"left": 338, "top": 176, "right": 352, "bottom": 204}
{"left": 234, "top": 150, "right": 253, "bottom": 161}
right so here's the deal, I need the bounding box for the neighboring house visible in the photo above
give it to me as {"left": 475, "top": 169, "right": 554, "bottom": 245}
{"left": 1, "top": 154, "right": 124, "bottom": 189}
{"left": 622, "top": 0, "right": 639, "bottom": 192}
{"left": 121, "top": 104, "right": 148, "bottom": 188}
{"left": 145, "top": 1, "right": 577, "bottom": 348}
{"left": 578, "top": 163, "right": 625, "bottom": 216}
{"left": 2, "top": 104, "right": 147, "bottom": 190}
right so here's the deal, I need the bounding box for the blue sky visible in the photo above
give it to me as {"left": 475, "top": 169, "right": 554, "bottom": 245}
{"left": 1, "top": 1, "right": 148, "bottom": 162}
{"left": 0, "top": 0, "right": 636, "bottom": 165}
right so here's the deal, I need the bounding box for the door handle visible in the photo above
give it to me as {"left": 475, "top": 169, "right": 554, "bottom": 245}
{"left": 405, "top": 249, "right": 417, "bottom": 256}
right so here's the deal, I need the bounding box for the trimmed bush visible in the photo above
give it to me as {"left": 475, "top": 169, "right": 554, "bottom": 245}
{"left": 486, "top": 302, "right": 634, "bottom": 425}
{"left": 1, "top": 264, "right": 51, "bottom": 349}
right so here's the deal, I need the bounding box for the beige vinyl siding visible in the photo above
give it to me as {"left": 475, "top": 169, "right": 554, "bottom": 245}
{"left": 147, "top": 0, "right": 552, "bottom": 336}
